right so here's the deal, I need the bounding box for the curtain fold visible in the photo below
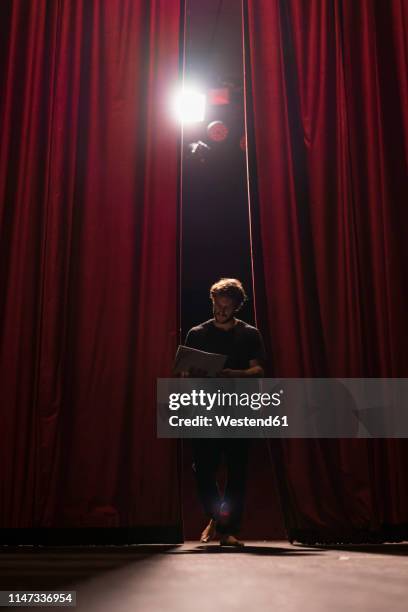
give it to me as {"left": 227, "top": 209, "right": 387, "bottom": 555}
{"left": 0, "top": 0, "right": 181, "bottom": 531}
{"left": 246, "top": 0, "right": 408, "bottom": 543}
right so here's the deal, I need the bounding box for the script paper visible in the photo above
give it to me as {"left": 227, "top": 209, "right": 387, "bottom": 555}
{"left": 173, "top": 345, "right": 227, "bottom": 377}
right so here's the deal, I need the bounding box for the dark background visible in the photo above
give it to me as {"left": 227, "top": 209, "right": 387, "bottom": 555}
{"left": 181, "top": 0, "right": 253, "bottom": 336}
{"left": 181, "top": 0, "right": 285, "bottom": 540}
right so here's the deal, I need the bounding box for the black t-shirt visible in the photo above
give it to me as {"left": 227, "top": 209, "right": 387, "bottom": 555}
{"left": 185, "top": 319, "right": 266, "bottom": 370}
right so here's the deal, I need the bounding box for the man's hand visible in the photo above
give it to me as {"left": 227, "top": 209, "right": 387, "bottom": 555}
{"left": 218, "top": 361, "right": 264, "bottom": 378}
{"left": 218, "top": 368, "right": 243, "bottom": 378}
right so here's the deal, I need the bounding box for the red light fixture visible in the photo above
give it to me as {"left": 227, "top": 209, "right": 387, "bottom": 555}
{"left": 207, "top": 120, "right": 229, "bottom": 142}
{"left": 208, "top": 88, "right": 230, "bottom": 105}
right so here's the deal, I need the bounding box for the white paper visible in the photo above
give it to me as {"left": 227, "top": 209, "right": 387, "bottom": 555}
{"left": 173, "top": 345, "right": 227, "bottom": 377}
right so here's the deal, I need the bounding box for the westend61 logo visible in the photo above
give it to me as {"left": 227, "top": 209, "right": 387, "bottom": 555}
{"left": 168, "top": 389, "right": 283, "bottom": 411}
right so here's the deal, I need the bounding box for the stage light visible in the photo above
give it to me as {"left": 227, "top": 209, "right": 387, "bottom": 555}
{"left": 188, "top": 141, "right": 210, "bottom": 163}
{"left": 173, "top": 86, "right": 206, "bottom": 123}
{"left": 189, "top": 140, "right": 210, "bottom": 155}
{"left": 207, "top": 120, "right": 229, "bottom": 142}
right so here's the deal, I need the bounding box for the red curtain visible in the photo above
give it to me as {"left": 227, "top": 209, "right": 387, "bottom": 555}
{"left": 246, "top": 0, "right": 408, "bottom": 542}
{"left": 0, "top": 0, "right": 181, "bottom": 536}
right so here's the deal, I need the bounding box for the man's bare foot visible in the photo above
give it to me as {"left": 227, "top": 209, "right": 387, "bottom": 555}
{"left": 200, "top": 519, "right": 216, "bottom": 543}
{"left": 219, "top": 534, "right": 245, "bottom": 547}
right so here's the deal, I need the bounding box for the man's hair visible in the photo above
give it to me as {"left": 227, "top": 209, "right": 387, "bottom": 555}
{"left": 209, "top": 278, "right": 247, "bottom": 312}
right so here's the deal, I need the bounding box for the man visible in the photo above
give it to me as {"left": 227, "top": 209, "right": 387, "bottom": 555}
{"left": 184, "top": 278, "right": 265, "bottom": 547}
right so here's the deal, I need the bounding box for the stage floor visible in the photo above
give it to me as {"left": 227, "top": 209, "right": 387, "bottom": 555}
{"left": 1, "top": 540, "right": 407, "bottom": 611}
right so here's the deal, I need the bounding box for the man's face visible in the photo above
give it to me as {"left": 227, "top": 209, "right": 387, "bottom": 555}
{"left": 212, "top": 295, "right": 237, "bottom": 325}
